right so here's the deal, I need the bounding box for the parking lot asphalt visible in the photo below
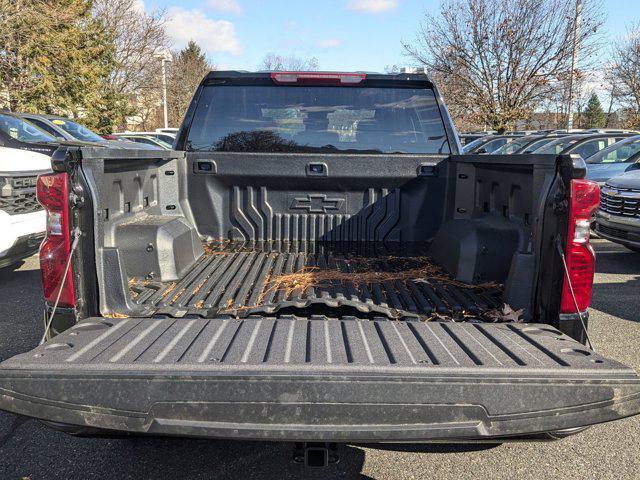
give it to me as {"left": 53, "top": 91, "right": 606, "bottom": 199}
{"left": 0, "top": 238, "right": 639, "bottom": 480}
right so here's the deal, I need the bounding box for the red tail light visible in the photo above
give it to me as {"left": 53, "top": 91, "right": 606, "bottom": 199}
{"left": 37, "top": 172, "right": 75, "bottom": 308}
{"left": 560, "top": 179, "right": 600, "bottom": 313}
{"left": 270, "top": 72, "right": 366, "bottom": 85}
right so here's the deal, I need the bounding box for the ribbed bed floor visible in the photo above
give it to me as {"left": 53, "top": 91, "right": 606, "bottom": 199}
{"left": 128, "top": 245, "right": 504, "bottom": 320}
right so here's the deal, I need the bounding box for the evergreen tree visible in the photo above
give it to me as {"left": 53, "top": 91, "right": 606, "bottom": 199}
{"left": 0, "top": 0, "right": 128, "bottom": 133}
{"left": 166, "top": 41, "right": 212, "bottom": 127}
{"left": 583, "top": 93, "right": 606, "bottom": 129}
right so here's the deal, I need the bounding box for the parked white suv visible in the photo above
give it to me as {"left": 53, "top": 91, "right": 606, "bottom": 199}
{"left": 0, "top": 146, "right": 50, "bottom": 268}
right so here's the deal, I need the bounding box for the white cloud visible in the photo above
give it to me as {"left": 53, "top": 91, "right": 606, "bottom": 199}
{"left": 166, "top": 8, "right": 243, "bottom": 55}
{"left": 317, "top": 38, "right": 342, "bottom": 48}
{"left": 346, "top": 0, "right": 398, "bottom": 13}
{"left": 132, "top": 0, "right": 145, "bottom": 13}
{"left": 208, "top": 0, "right": 242, "bottom": 15}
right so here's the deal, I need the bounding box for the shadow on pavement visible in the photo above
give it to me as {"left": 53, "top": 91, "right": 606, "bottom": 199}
{"left": 591, "top": 276, "right": 640, "bottom": 323}
{"left": 0, "top": 262, "right": 43, "bottom": 361}
{"left": 0, "top": 259, "right": 39, "bottom": 288}
{"left": 0, "top": 260, "right": 25, "bottom": 274}
{"left": 358, "top": 443, "right": 500, "bottom": 454}
{"left": 593, "top": 247, "right": 640, "bottom": 275}
{"left": 1, "top": 426, "right": 376, "bottom": 480}
{"left": 590, "top": 240, "right": 640, "bottom": 323}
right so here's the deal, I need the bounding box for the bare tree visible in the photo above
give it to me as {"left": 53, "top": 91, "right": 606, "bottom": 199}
{"left": 546, "top": 71, "right": 589, "bottom": 129}
{"left": 403, "top": 0, "right": 603, "bottom": 132}
{"left": 609, "top": 23, "right": 640, "bottom": 129}
{"left": 260, "top": 53, "right": 319, "bottom": 71}
{"left": 92, "top": 0, "right": 169, "bottom": 128}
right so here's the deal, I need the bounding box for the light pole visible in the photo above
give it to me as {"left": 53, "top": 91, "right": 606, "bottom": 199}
{"left": 155, "top": 51, "right": 173, "bottom": 129}
{"left": 566, "top": 0, "right": 583, "bottom": 130}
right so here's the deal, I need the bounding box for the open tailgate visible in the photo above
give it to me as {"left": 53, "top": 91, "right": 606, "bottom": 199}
{"left": 1, "top": 317, "right": 639, "bottom": 441}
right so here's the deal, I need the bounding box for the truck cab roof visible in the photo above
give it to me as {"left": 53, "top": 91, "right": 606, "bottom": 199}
{"left": 202, "top": 70, "right": 435, "bottom": 87}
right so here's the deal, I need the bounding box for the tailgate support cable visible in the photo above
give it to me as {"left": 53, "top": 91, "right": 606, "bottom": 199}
{"left": 555, "top": 238, "right": 594, "bottom": 351}
{"left": 40, "top": 228, "right": 81, "bottom": 345}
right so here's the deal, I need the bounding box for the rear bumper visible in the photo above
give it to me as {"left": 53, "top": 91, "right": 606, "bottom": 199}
{"left": 2, "top": 369, "right": 640, "bottom": 442}
{"left": 1, "top": 318, "right": 639, "bottom": 442}
{"left": 595, "top": 212, "right": 640, "bottom": 248}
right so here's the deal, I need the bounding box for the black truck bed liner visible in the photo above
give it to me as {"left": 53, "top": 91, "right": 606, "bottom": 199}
{"left": 1, "top": 318, "right": 639, "bottom": 441}
{"left": 128, "top": 245, "right": 504, "bottom": 320}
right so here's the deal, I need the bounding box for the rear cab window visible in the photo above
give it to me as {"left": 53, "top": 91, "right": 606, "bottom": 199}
{"left": 186, "top": 78, "right": 451, "bottom": 155}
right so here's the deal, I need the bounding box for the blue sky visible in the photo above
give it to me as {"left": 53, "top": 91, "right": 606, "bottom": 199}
{"left": 142, "top": 0, "right": 640, "bottom": 72}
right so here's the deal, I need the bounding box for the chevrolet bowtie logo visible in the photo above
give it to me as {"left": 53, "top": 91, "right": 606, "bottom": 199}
{"left": 290, "top": 194, "right": 345, "bottom": 213}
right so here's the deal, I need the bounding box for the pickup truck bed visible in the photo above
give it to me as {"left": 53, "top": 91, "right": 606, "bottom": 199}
{"left": 128, "top": 244, "right": 503, "bottom": 320}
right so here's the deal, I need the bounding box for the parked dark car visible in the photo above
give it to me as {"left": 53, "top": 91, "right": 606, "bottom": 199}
{"left": 533, "top": 133, "right": 634, "bottom": 158}
{"left": 0, "top": 110, "right": 80, "bottom": 156}
{"left": 458, "top": 131, "right": 495, "bottom": 146}
{"left": 585, "top": 135, "right": 640, "bottom": 184}
{"left": 492, "top": 135, "right": 546, "bottom": 154}
{"left": 594, "top": 170, "right": 640, "bottom": 252}
{"left": 461, "top": 134, "right": 522, "bottom": 154}
{"left": 18, "top": 113, "right": 161, "bottom": 150}
{"left": 493, "top": 133, "right": 575, "bottom": 154}
{"left": 518, "top": 134, "right": 572, "bottom": 153}
{"left": 584, "top": 129, "right": 639, "bottom": 135}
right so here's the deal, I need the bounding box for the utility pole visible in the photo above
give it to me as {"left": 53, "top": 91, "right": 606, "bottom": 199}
{"left": 566, "top": 0, "right": 583, "bottom": 130}
{"left": 161, "top": 57, "right": 169, "bottom": 129}
{"left": 605, "top": 83, "right": 616, "bottom": 128}
{"left": 155, "top": 51, "right": 173, "bottom": 129}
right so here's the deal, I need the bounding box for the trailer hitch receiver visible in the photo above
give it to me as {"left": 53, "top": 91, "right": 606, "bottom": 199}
{"left": 293, "top": 442, "right": 340, "bottom": 468}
